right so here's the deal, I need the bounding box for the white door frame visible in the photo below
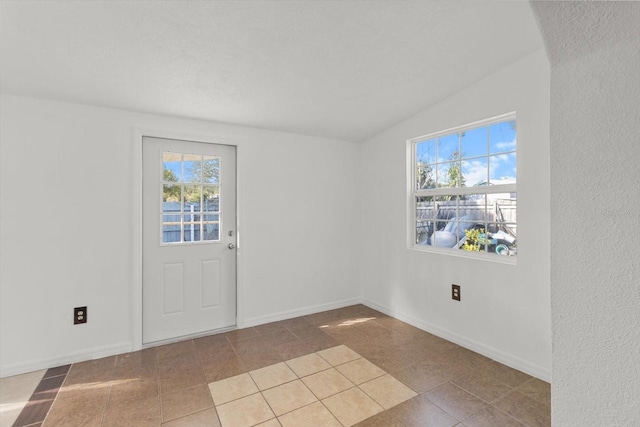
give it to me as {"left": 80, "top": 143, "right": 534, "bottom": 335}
{"left": 132, "top": 128, "right": 243, "bottom": 351}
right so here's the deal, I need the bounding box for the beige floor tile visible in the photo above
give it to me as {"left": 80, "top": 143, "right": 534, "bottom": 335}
{"left": 103, "top": 395, "right": 161, "bottom": 427}
{"left": 352, "top": 410, "right": 405, "bottom": 427}
{"left": 216, "top": 393, "right": 275, "bottom": 427}
{"left": 161, "top": 408, "right": 221, "bottom": 427}
{"left": 43, "top": 385, "right": 110, "bottom": 427}
{"left": 482, "top": 362, "right": 532, "bottom": 388}
{"left": 300, "top": 334, "right": 340, "bottom": 351}
{"left": 161, "top": 383, "right": 213, "bottom": 422}
{"left": 285, "top": 353, "right": 331, "bottom": 377}
{"left": 385, "top": 394, "right": 458, "bottom": 427}
{"left": 157, "top": 340, "right": 195, "bottom": 361}
{"left": 0, "top": 369, "right": 46, "bottom": 401}
{"left": 225, "top": 327, "right": 260, "bottom": 342}
{"left": 202, "top": 357, "right": 247, "bottom": 383}
{"left": 64, "top": 356, "right": 116, "bottom": 386}
{"left": 359, "top": 374, "right": 417, "bottom": 409}
{"left": 254, "top": 321, "right": 289, "bottom": 336}
{"left": 261, "top": 380, "right": 317, "bottom": 416}
{"left": 461, "top": 406, "right": 526, "bottom": 427}
{"left": 517, "top": 378, "right": 551, "bottom": 407}
{"left": 249, "top": 362, "right": 297, "bottom": 391}
{"left": 159, "top": 359, "right": 206, "bottom": 393}
{"left": 0, "top": 369, "right": 46, "bottom": 427}
{"left": 44, "top": 402, "right": 105, "bottom": 427}
{"left": 196, "top": 342, "right": 237, "bottom": 365}
{"left": 301, "top": 368, "right": 354, "bottom": 399}
{"left": 322, "top": 387, "right": 383, "bottom": 427}
{"left": 273, "top": 341, "right": 318, "bottom": 360}
{"left": 208, "top": 373, "right": 258, "bottom": 406}
{"left": 260, "top": 330, "right": 299, "bottom": 347}
{"left": 493, "top": 390, "right": 551, "bottom": 427}
{"left": 388, "top": 361, "right": 451, "bottom": 394}
{"left": 424, "top": 382, "right": 488, "bottom": 421}
{"left": 451, "top": 369, "right": 513, "bottom": 403}
{"left": 278, "top": 401, "right": 342, "bottom": 427}
{"left": 109, "top": 377, "right": 159, "bottom": 405}
{"left": 337, "top": 358, "right": 386, "bottom": 385}
{"left": 255, "top": 419, "right": 282, "bottom": 427}
{"left": 237, "top": 350, "right": 283, "bottom": 372}
{"left": 317, "top": 345, "right": 361, "bottom": 366}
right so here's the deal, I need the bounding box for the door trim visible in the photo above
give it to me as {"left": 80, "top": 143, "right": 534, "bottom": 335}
{"left": 132, "top": 128, "right": 242, "bottom": 352}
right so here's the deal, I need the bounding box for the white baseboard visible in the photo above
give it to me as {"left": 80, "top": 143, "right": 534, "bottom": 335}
{"left": 361, "top": 298, "right": 551, "bottom": 382}
{"left": 1, "top": 299, "right": 550, "bottom": 382}
{"left": 0, "top": 342, "right": 132, "bottom": 379}
{"left": 241, "top": 297, "right": 362, "bottom": 328}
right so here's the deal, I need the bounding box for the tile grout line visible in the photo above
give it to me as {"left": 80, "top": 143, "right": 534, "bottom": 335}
{"left": 210, "top": 346, "right": 414, "bottom": 427}
{"left": 12, "top": 365, "right": 71, "bottom": 427}
{"left": 195, "top": 338, "right": 226, "bottom": 427}
{"left": 43, "top": 369, "right": 69, "bottom": 425}
{"left": 157, "top": 342, "right": 176, "bottom": 425}
{"left": 28, "top": 369, "right": 68, "bottom": 426}
{"left": 441, "top": 378, "right": 539, "bottom": 427}
{"left": 99, "top": 380, "right": 112, "bottom": 427}
{"left": 421, "top": 380, "right": 511, "bottom": 426}
{"left": 228, "top": 361, "right": 283, "bottom": 421}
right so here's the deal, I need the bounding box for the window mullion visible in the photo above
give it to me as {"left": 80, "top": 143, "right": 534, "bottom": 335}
{"left": 414, "top": 183, "right": 516, "bottom": 198}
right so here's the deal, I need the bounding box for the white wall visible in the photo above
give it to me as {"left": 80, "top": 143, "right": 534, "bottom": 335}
{"left": 540, "top": 7, "right": 640, "bottom": 426}
{"left": 0, "top": 95, "right": 360, "bottom": 377}
{"left": 358, "top": 50, "right": 551, "bottom": 380}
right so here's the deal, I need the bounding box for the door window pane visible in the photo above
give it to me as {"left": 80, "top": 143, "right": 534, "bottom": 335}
{"left": 203, "top": 186, "right": 220, "bottom": 212}
{"left": 163, "top": 183, "right": 181, "bottom": 202}
{"left": 163, "top": 152, "right": 182, "bottom": 182}
{"left": 183, "top": 185, "right": 201, "bottom": 209}
{"left": 183, "top": 215, "right": 200, "bottom": 242}
{"left": 161, "top": 152, "right": 222, "bottom": 244}
{"left": 183, "top": 154, "right": 202, "bottom": 183}
{"left": 202, "top": 223, "right": 219, "bottom": 241}
{"left": 162, "top": 214, "right": 182, "bottom": 243}
{"left": 203, "top": 157, "right": 220, "bottom": 184}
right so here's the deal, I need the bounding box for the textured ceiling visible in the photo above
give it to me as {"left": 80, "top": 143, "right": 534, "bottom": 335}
{"left": 530, "top": 1, "right": 640, "bottom": 66}
{"left": 0, "top": 1, "right": 543, "bottom": 142}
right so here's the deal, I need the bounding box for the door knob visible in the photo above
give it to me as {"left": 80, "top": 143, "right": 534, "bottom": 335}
{"left": 228, "top": 243, "right": 235, "bottom": 249}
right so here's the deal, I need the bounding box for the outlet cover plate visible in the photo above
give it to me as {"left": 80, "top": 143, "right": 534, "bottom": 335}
{"left": 452, "top": 284, "right": 461, "bottom": 301}
{"left": 74, "top": 306, "right": 87, "bottom": 324}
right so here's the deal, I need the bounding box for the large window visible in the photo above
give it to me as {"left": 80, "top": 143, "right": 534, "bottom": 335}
{"left": 410, "top": 113, "right": 517, "bottom": 259}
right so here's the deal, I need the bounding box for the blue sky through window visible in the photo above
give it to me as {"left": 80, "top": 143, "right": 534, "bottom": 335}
{"left": 416, "top": 119, "right": 516, "bottom": 187}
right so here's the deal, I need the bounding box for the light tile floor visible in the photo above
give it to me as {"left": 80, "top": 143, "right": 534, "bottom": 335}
{"left": 2, "top": 304, "right": 551, "bottom": 426}
{"left": 0, "top": 369, "right": 45, "bottom": 427}
{"left": 207, "top": 344, "right": 415, "bottom": 426}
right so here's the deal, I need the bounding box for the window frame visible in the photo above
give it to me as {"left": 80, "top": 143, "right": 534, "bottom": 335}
{"left": 407, "top": 112, "right": 517, "bottom": 264}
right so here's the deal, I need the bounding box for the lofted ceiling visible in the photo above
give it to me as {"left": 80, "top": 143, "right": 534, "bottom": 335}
{"left": 0, "top": 1, "right": 543, "bottom": 142}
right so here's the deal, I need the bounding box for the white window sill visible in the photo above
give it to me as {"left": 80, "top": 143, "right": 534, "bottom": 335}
{"left": 409, "top": 244, "right": 517, "bottom": 265}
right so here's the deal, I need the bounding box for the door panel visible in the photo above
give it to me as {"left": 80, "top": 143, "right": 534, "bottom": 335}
{"left": 142, "top": 137, "right": 236, "bottom": 344}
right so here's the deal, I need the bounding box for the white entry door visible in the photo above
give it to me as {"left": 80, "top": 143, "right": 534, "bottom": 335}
{"left": 142, "top": 137, "right": 236, "bottom": 344}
